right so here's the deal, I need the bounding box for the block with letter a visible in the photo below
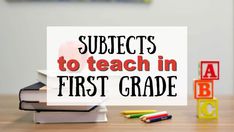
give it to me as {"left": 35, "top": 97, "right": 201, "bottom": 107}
{"left": 194, "top": 80, "right": 213, "bottom": 99}
{"left": 197, "top": 98, "right": 218, "bottom": 119}
{"left": 200, "top": 61, "right": 220, "bottom": 80}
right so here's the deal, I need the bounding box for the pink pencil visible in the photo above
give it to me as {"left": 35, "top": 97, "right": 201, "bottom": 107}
{"left": 144, "top": 113, "right": 168, "bottom": 121}
{"left": 140, "top": 111, "right": 168, "bottom": 121}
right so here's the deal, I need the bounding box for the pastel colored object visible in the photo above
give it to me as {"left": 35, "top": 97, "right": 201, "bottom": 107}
{"left": 197, "top": 98, "right": 218, "bottom": 119}
{"left": 145, "top": 115, "right": 172, "bottom": 123}
{"left": 140, "top": 111, "right": 168, "bottom": 120}
{"left": 146, "top": 113, "right": 169, "bottom": 120}
{"left": 194, "top": 79, "right": 214, "bottom": 99}
{"left": 125, "top": 113, "right": 154, "bottom": 118}
{"left": 200, "top": 61, "right": 220, "bottom": 80}
{"left": 121, "top": 110, "right": 157, "bottom": 115}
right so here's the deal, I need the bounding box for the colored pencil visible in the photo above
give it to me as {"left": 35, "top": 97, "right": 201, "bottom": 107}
{"left": 125, "top": 113, "right": 154, "bottom": 118}
{"left": 140, "top": 111, "right": 168, "bottom": 120}
{"left": 145, "top": 113, "right": 169, "bottom": 120}
{"left": 121, "top": 110, "right": 157, "bottom": 115}
{"left": 145, "top": 115, "right": 172, "bottom": 123}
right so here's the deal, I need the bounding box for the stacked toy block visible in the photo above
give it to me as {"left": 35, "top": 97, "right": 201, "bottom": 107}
{"left": 194, "top": 61, "right": 220, "bottom": 119}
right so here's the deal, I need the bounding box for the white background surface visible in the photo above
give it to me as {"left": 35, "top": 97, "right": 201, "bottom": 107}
{"left": 0, "top": 0, "right": 233, "bottom": 95}
{"left": 46, "top": 27, "right": 187, "bottom": 105}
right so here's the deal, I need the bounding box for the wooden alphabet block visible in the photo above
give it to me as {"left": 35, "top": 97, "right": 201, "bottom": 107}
{"left": 197, "top": 98, "right": 218, "bottom": 119}
{"left": 200, "top": 61, "right": 220, "bottom": 80}
{"left": 194, "top": 80, "right": 213, "bottom": 99}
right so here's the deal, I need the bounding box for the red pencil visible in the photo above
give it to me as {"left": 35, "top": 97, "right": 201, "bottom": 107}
{"left": 145, "top": 113, "right": 168, "bottom": 120}
{"left": 141, "top": 111, "right": 168, "bottom": 121}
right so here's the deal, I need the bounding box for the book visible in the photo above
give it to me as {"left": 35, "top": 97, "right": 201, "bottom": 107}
{"left": 37, "top": 70, "right": 47, "bottom": 85}
{"left": 20, "top": 73, "right": 108, "bottom": 123}
{"left": 19, "top": 82, "right": 46, "bottom": 102}
{"left": 19, "top": 83, "right": 99, "bottom": 112}
{"left": 19, "top": 101, "right": 97, "bottom": 112}
{"left": 33, "top": 106, "right": 108, "bottom": 123}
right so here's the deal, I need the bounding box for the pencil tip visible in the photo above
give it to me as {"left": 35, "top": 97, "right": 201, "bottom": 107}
{"left": 145, "top": 120, "right": 150, "bottom": 123}
{"left": 125, "top": 115, "right": 130, "bottom": 118}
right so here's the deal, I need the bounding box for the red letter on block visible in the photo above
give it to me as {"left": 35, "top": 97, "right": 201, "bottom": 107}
{"left": 200, "top": 61, "right": 220, "bottom": 80}
{"left": 194, "top": 80, "right": 214, "bottom": 99}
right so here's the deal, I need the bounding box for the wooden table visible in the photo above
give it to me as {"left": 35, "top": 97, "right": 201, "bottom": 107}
{"left": 0, "top": 95, "right": 234, "bottom": 132}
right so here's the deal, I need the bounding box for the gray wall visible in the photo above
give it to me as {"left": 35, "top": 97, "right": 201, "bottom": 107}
{"left": 0, "top": 0, "right": 233, "bottom": 95}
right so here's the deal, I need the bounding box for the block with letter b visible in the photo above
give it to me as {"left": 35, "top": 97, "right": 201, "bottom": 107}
{"left": 194, "top": 80, "right": 213, "bottom": 99}
{"left": 200, "top": 61, "right": 220, "bottom": 80}
{"left": 197, "top": 98, "right": 218, "bottom": 119}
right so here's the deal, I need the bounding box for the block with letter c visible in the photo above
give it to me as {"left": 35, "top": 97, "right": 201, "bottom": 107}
{"left": 197, "top": 98, "right": 218, "bottom": 119}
